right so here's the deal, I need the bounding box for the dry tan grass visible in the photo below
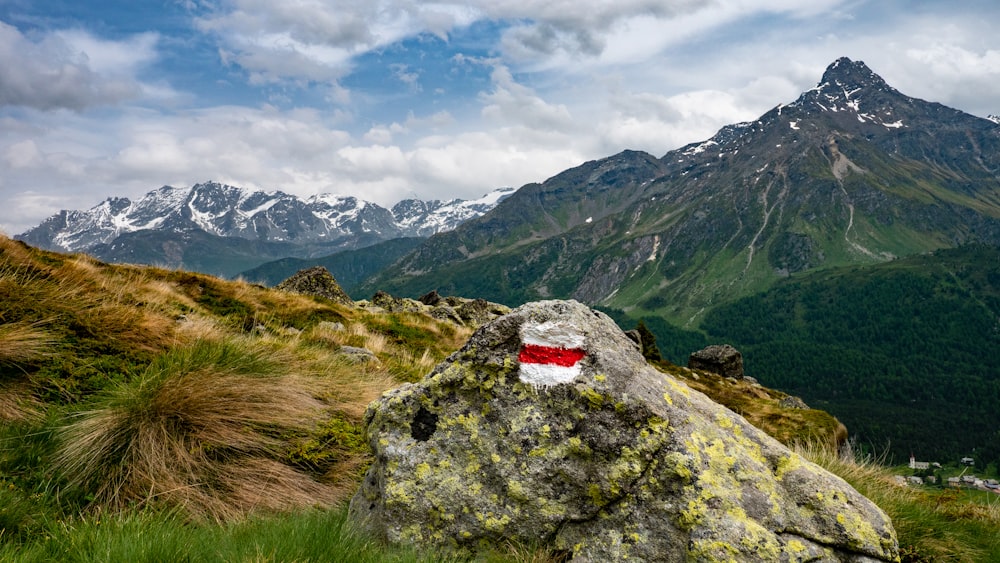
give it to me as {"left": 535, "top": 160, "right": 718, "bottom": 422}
{"left": 55, "top": 338, "right": 339, "bottom": 522}
{"left": 173, "top": 313, "right": 228, "bottom": 341}
{"left": 303, "top": 323, "right": 342, "bottom": 348}
{"left": 0, "top": 321, "right": 57, "bottom": 366}
{"left": 143, "top": 279, "right": 199, "bottom": 311}
{"left": 346, "top": 322, "right": 388, "bottom": 354}
{"left": 0, "top": 238, "right": 178, "bottom": 357}
{"left": 211, "top": 458, "right": 339, "bottom": 519}
{"left": 2, "top": 234, "right": 486, "bottom": 524}
{"left": 0, "top": 236, "right": 38, "bottom": 268}
{"left": 0, "top": 380, "right": 42, "bottom": 421}
{"left": 415, "top": 348, "right": 438, "bottom": 372}
{"left": 283, "top": 339, "right": 395, "bottom": 419}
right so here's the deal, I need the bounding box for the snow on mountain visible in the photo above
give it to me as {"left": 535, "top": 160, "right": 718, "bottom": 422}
{"left": 392, "top": 187, "right": 515, "bottom": 237}
{"left": 17, "top": 182, "right": 513, "bottom": 253}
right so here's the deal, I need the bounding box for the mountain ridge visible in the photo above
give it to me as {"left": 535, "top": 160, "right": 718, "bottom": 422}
{"left": 361, "top": 58, "right": 1000, "bottom": 325}
{"left": 16, "top": 182, "right": 514, "bottom": 276}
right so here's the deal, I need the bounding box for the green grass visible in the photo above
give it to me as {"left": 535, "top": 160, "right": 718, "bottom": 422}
{"left": 803, "top": 445, "right": 1000, "bottom": 562}
{"left": 0, "top": 507, "right": 433, "bottom": 563}
{"left": 0, "top": 506, "right": 569, "bottom": 563}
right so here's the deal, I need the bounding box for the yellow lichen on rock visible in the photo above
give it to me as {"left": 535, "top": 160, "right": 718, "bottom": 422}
{"left": 349, "top": 300, "right": 898, "bottom": 563}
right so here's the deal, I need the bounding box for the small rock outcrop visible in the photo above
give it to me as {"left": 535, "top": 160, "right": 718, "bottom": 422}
{"left": 689, "top": 344, "right": 744, "bottom": 379}
{"left": 338, "top": 345, "right": 378, "bottom": 363}
{"left": 275, "top": 266, "right": 354, "bottom": 307}
{"left": 418, "top": 290, "right": 442, "bottom": 306}
{"left": 349, "top": 300, "right": 898, "bottom": 562}
{"left": 780, "top": 395, "right": 811, "bottom": 410}
{"left": 360, "top": 291, "right": 511, "bottom": 328}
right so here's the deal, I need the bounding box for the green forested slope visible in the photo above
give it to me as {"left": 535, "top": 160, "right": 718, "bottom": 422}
{"left": 239, "top": 236, "right": 424, "bottom": 294}
{"left": 700, "top": 245, "right": 1000, "bottom": 464}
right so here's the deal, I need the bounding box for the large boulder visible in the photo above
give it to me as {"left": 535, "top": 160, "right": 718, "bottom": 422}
{"left": 350, "top": 300, "right": 898, "bottom": 562}
{"left": 689, "top": 344, "right": 745, "bottom": 379}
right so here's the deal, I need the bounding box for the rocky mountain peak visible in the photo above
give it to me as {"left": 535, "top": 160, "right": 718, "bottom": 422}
{"left": 818, "top": 57, "right": 889, "bottom": 92}
{"left": 770, "top": 56, "right": 914, "bottom": 132}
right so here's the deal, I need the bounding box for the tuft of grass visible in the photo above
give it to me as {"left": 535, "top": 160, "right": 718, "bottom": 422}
{"left": 53, "top": 338, "right": 336, "bottom": 522}
{"left": 0, "top": 380, "right": 43, "bottom": 422}
{"left": 800, "top": 443, "right": 1000, "bottom": 562}
{"left": 0, "top": 321, "right": 57, "bottom": 367}
{"left": 346, "top": 322, "right": 389, "bottom": 355}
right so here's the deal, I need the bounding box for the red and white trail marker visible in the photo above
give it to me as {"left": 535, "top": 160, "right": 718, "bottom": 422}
{"left": 517, "top": 321, "right": 587, "bottom": 387}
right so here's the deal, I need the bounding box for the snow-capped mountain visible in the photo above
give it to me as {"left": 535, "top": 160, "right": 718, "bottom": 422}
{"left": 18, "top": 182, "right": 513, "bottom": 253}
{"left": 16, "top": 182, "right": 513, "bottom": 276}
{"left": 391, "top": 188, "right": 515, "bottom": 237}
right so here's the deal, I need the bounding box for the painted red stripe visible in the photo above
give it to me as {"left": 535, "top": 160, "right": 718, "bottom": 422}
{"left": 518, "top": 343, "right": 586, "bottom": 367}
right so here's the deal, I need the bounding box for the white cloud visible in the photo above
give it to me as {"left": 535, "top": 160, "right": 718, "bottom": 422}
{"left": 479, "top": 65, "right": 575, "bottom": 132}
{"left": 391, "top": 63, "right": 422, "bottom": 91}
{"left": 0, "top": 21, "right": 158, "bottom": 111}
{"left": 3, "top": 139, "right": 43, "bottom": 168}
{"left": 5, "top": 0, "right": 1000, "bottom": 238}
{"left": 196, "top": 0, "right": 480, "bottom": 85}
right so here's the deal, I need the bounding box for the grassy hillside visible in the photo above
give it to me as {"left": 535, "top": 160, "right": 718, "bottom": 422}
{"left": 0, "top": 235, "right": 469, "bottom": 527}
{"left": 2, "top": 235, "right": 998, "bottom": 562}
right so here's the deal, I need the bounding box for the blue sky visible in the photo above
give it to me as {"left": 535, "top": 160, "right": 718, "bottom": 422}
{"left": 2, "top": 0, "right": 1000, "bottom": 234}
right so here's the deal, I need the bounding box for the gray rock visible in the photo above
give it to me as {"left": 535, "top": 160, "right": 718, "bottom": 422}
{"left": 364, "top": 291, "right": 510, "bottom": 328}
{"left": 622, "top": 329, "right": 643, "bottom": 353}
{"left": 338, "top": 346, "right": 378, "bottom": 363}
{"left": 370, "top": 291, "right": 425, "bottom": 313}
{"left": 276, "top": 266, "right": 354, "bottom": 307}
{"left": 429, "top": 305, "right": 464, "bottom": 325}
{"left": 689, "top": 344, "right": 745, "bottom": 379}
{"left": 780, "top": 396, "right": 811, "bottom": 410}
{"left": 454, "top": 298, "right": 494, "bottom": 326}
{"left": 418, "top": 290, "right": 442, "bottom": 306}
{"left": 350, "top": 300, "right": 897, "bottom": 562}
{"left": 316, "top": 321, "right": 345, "bottom": 332}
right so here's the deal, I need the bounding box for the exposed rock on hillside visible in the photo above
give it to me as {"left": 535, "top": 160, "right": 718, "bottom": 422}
{"left": 275, "top": 266, "right": 354, "bottom": 307}
{"left": 689, "top": 344, "right": 744, "bottom": 379}
{"left": 361, "top": 290, "right": 510, "bottom": 328}
{"left": 350, "top": 300, "right": 897, "bottom": 561}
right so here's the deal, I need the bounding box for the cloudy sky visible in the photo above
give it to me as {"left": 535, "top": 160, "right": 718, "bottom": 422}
{"left": 2, "top": 0, "right": 999, "bottom": 235}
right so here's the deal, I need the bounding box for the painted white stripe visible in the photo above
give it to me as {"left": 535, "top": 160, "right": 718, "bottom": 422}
{"left": 521, "top": 321, "right": 585, "bottom": 349}
{"left": 519, "top": 362, "right": 582, "bottom": 387}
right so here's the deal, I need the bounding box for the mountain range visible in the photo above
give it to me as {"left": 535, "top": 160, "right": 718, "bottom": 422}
{"left": 16, "top": 182, "right": 513, "bottom": 276}
{"left": 351, "top": 57, "right": 1000, "bottom": 463}
{"left": 362, "top": 58, "right": 1000, "bottom": 326}
{"left": 13, "top": 57, "right": 1000, "bottom": 463}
